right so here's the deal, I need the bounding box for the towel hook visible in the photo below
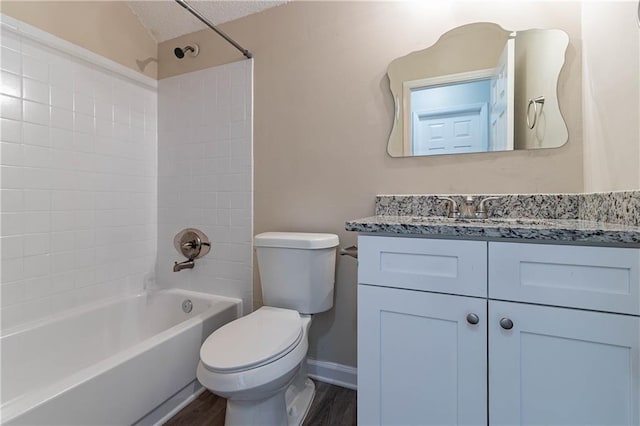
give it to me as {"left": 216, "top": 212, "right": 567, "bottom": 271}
{"left": 526, "top": 96, "right": 545, "bottom": 129}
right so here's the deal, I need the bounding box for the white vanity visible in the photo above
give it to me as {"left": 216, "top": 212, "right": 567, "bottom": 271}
{"left": 349, "top": 200, "right": 640, "bottom": 426}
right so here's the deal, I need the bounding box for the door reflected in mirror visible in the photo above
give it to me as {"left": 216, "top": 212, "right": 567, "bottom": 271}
{"left": 387, "top": 23, "right": 569, "bottom": 158}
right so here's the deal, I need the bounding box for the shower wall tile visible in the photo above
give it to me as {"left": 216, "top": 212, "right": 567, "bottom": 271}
{"left": 156, "top": 60, "right": 253, "bottom": 314}
{"left": 1, "top": 47, "right": 21, "bottom": 74}
{"left": 0, "top": 17, "right": 158, "bottom": 331}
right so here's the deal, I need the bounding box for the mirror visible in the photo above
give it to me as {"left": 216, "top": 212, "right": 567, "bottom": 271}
{"left": 387, "top": 23, "right": 569, "bottom": 157}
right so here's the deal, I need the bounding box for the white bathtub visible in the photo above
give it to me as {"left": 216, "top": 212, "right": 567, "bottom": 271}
{"left": 0, "top": 289, "right": 241, "bottom": 425}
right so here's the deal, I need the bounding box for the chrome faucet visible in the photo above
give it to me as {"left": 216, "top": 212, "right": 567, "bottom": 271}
{"left": 172, "top": 228, "right": 211, "bottom": 272}
{"left": 476, "top": 196, "right": 501, "bottom": 219}
{"left": 437, "top": 196, "right": 460, "bottom": 218}
{"left": 173, "top": 259, "right": 195, "bottom": 272}
{"left": 460, "top": 196, "right": 477, "bottom": 219}
{"left": 438, "top": 196, "right": 501, "bottom": 219}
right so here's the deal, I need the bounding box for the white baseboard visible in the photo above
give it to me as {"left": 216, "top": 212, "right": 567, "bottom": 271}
{"left": 306, "top": 358, "right": 357, "bottom": 390}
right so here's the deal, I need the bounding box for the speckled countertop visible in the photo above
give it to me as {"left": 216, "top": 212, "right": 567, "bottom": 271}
{"left": 346, "top": 192, "right": 640, "bottom": 245}
{"left": 346, "top": 216, "right": 640, "bottom": 244}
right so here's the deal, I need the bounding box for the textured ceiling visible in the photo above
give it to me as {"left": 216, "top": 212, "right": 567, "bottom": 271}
{"left": 127, "top": 1, "right": 287, "bottom": 42}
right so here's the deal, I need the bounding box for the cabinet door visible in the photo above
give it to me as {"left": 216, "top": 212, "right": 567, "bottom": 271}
{"left": 489, "top": 300, "right": 640, "bottom": 425}
{"left": 358, "top": 284, "right": 487, "bottom": 426}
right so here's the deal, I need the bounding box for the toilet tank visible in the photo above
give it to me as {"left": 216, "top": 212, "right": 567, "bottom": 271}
{"left": 254, "top": 232, "right": 339, "bottom": 314}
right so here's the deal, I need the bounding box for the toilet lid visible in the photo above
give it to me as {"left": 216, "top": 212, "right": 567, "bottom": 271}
{"left": 200, "top": 306, "right": 303, "bottom": 373}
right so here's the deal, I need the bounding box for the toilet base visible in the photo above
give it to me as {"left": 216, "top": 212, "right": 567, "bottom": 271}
{"left": 286, "top": 377, "right": 315, "bottom": 426}
{"left": 225, "top": 391, "right": 287, "bottom": 425}
{"left": 224, "top": 375, "right": 316, "bottom": 426}
{"left": 223, "top": 376, "right": 315, "bottom": 426}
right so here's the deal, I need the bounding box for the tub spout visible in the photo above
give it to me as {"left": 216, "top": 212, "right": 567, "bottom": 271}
{"left": 173, "top": 259, "right": 195, "bottom": 272}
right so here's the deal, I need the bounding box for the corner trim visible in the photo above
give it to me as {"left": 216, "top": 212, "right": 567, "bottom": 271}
{"left": 306, "top": 358, "right": 357, "bottom": 390}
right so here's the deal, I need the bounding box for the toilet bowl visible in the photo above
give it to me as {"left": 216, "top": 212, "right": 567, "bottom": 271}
{"left": 196, "top": 232, "right": 339, "bottom": 426}
{"left": 197, "top": 307, "right": 314, "bottom": 425}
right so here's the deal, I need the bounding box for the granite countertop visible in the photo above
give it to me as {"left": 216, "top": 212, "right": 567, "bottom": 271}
{"left": 345, "top": 192, "right": 640, "bottom": 245}
{"left": 345, "top": 215, "right": 640, "bottom": 244}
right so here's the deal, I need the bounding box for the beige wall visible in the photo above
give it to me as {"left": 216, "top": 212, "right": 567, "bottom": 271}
{"left": 514, "top": 29, "right": 569, "bottom": 150}
{"left": 160, "top": 1, "right": 584, "bottom": 368}
{"left": 582, "top": 1, "right": 640, "bottom": 192}
{"left": 1, "top": 1, "right": 157, "bottom": 79}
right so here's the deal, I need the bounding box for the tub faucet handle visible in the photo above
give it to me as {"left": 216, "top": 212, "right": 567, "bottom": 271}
{"left": 181, "top": 239, "right": 210, "bottom": 250}
{"left": 175, "top": 228, "right": 211, "bottom": 260}
{"left": 182, "top": 240, "right": 196, "bottom": 249}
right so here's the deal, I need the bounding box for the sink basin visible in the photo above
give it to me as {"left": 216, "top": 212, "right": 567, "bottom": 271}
{"left": 407, "top": 216, "right": 558, "bottom": 227}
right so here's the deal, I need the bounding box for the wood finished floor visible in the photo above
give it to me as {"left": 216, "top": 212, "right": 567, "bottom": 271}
{"left": 164, "top": 381, "right": 356, "bottom": 426}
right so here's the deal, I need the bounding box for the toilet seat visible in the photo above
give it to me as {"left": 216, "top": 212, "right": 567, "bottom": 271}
{"left": 200, "top": 306, "right": 303, "bottom": 374}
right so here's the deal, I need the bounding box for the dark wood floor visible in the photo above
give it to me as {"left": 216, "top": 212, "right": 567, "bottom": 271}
{"left": 303, "top": 381, "right": 357, "bottom": 426}
{"left": 165, "top": 381, "right": 356, "bottom": 426}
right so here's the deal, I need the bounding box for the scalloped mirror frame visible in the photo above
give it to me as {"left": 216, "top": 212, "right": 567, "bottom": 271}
{"left": 387, "top": 22, "right": 569, "bottom": 158}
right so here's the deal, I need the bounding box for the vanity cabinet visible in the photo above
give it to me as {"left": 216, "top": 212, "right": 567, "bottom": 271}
{"left": 357, "top": 235, "right": 640, "bottom": 426}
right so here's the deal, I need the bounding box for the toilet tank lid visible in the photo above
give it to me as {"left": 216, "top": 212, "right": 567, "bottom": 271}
{"left": 254, "top": 232, "right": 339, "bottom": 249}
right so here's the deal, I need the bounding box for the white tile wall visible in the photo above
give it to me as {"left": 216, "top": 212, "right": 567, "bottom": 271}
{"left": 156, "top": 61, "right": 253, "bottom": 314}
{"left": 0, "top": 20, "right": 157, "bottom": 329}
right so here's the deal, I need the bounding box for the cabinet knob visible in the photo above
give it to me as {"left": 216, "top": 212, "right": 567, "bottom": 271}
{"left": 466, "top": 313, "right": 480, "bottom": 325}
{"left": 499, "top": 318, "right": 514, "bottom": 330}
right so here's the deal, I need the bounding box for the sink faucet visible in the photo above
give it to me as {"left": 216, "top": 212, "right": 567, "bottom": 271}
{"left": 460, "top": 196, "right": 477, "bottom": 219}
{"left": 476, "top": 196, "right": 501, "bottom": 219}
{"left": 173, "top": 259, "right": 195, "bottom": 272}
{"left": 438, "top": 196, "right": 501, "bottom": 219}
{"left": 437, "top": 196, "right": 460, "bottom": 218}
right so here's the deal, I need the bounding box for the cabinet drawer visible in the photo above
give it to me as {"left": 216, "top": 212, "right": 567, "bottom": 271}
{"left": 489, "top": 242, "right": 640, "bottom": 315}
{"left": 358, "top": 235, "right": 487, "bottom": 297}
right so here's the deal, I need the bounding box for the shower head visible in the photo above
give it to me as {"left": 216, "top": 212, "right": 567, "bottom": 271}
{"left": 174, "top": 44, "right": 199, "bottom": 59}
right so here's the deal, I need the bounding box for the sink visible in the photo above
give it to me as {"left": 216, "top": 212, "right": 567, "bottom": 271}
{"left": 407, "top": 216, "right": 558, "bottom": 227}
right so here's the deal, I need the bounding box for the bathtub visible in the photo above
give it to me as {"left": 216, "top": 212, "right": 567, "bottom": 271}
{"left": 0, "top": 289, "right": 241, "bottom": 425}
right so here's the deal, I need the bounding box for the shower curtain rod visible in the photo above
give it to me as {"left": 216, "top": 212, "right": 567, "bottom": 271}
{"left": 174, "top": 0, "right": 253, "bottom": 59}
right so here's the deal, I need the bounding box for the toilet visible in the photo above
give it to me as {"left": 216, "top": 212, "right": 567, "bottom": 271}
{"left": 196, "top": 232, "right": 339, "bottom": 426}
